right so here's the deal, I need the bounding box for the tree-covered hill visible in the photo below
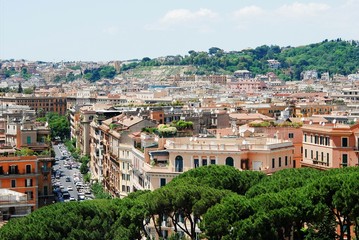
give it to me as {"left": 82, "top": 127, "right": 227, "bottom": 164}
{"left": 1, "top": 165, "right": 359, "bottom": 240}
{"left": 121, "top": 39, "right": 359, "bottom": 80}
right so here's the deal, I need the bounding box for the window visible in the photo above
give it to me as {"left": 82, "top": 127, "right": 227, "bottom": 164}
{"left": 320, "top": 136, "right": 323, "bottom": 145}
{"left": 310, "top": 135, "right": 313, "bottom": 143}
{"left": 225, "top": 157, "right": 234, "bottom": 167}
{"left": 127, "top": 186, "right": 130, "bottom": 192}
{"left": 288, "top": 133, "right": 294, "bottom": 139}
{"left": 342, "top": 154, "right": 348, "bottom": 167}
{"left": 27, "top": 136, "right": 31, "bottom": 144}
{"left": 321, "top": 152, "right": 324, "bottom": 162}
{"left": 26, "top": 191, "right": 33, "bottom": 200}
{"left": 316, "top": 151, "right": 318, "bottom": 160}
{"left": 272, "top": 158, "right": 275, "bottom": 168}
{"left": 210, "top": 159, "right": 216, "bottom": 165}
{"left": 160, "top": 178, "right": 166, "bottom": 187}
{"left": 304, "top": 134, "right": 307, "bottom": 142}
{"left": 25, "top": 179, "right": 33, "bottom": 187}
{"left": 26, "top": 165, "right": 31, "bottom": 174}
{"left": 279, "top": 157, "right": 282, "bottom": 167}
{"left": 9, "top": 165, "right": 18, "bottom": 174}
{"left": 127, "top": 174, "right": 130, "bottom": 181}
{"left": 327, "top": 153, "right": 330, "bottom": 166}
{"left": 311, "top": 150, "right": 313, "bottom": 159}
{"left": 122, "top": 185, "right": 125, "bottom": 192}
{"left": 285, "top": 156, "right": 288, "bottom": 166}
{"left": 44, "top": 186, "right": 48, "bottom": 195}
{"left": 202, "top": 159, "right": 207, "bottom": 166}
{"left": 122, "top": 174, "right": 126, "bottom": 180}
{"left": 315, "top": 136, "right": 319, "bottom": 144}
{"left": 0, "top": 166, "right": 3, "bottom": 174}
{"left": 11, "top": 179, "right": 16, "bottom": 188}
{"left": 194, "top": 159, "right": 199, "bottom": 168}
{"left": 305, "top": 149, "right": 307, "bottom": 158}
{"left": 175, "top": 156, "right": 183, "bottom": 172}
{"left": 325, "top": 137, "right": 330, "bottom": 146}
{"left": 342, "top": 138, "right": 348, "bottom": 147}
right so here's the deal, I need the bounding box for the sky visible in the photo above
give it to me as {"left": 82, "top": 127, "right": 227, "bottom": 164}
{"left": 0, "top": 0, "right": 358, "bottom": 62}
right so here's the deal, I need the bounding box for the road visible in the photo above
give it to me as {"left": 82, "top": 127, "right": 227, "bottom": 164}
{"left": 52, "top": 144, "right": 82, "bottom": 201}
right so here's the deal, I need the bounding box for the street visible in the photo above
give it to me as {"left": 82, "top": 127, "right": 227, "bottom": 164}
{"left": 52, "top": 144, "right": 83, "bottom": 202}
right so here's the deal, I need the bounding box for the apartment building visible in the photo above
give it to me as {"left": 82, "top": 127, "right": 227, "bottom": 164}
{"left": 0, "top": 189, "right": 32, "bottom": 220}
{"left": 294, "top": 103, "right": 337, "bottom": 118}
{"left": 229, "top": 79, "right": 267, "bottom": 93}
{"left": 0, "top": 94, "right": 67, "bottom": 117}
{"left": 97, "top": 114, "right": 156, "bottom": 197}
{"left": 5, "top": 112, "right": 51, "bottom": 154}
{"left": 301, "top": 122, "right": 359, "bottom": 169}
{"left": 0, "top": 151, "right": 53, "bottom": 214}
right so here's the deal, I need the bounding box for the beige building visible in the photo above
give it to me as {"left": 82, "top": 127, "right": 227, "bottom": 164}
{"left": 140, "top": 136, "right": 294, "bottom": 190}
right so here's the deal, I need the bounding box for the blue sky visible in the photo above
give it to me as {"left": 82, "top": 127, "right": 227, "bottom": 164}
{"left": 0, "top": 0, "right": 358, "bottom": 61}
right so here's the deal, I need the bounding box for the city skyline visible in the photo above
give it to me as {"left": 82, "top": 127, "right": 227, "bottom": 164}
{"left": 1, "top": 0, "right": 358, "bottom": 62}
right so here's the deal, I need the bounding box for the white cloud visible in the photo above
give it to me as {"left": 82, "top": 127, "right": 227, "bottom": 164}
{"left": 159, "top": 8, "right": 218, "bottom": 25}
{"left": 145, "top": 8, "right": 218, "bottom": 32}
{"left": 276, "top": 2, "right": 330, "bottom": 17}
{"left": 233, "top": 5, "right": 265, "bottom": 19}
{"left": 103, "top": 26, "right": 119, "bottom": 35}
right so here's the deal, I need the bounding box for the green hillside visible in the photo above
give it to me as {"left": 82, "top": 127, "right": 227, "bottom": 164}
{"left": 120, "top": 39, "right": 359, "bottom": 80}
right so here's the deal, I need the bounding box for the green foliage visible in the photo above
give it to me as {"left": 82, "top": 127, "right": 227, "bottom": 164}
{"left": 119, "top": 39, "right": 359, "bottom": 80}
{"left": 2, "top": 166, "right": 359, "bottom": 240}
{"left": 248, "top": 121, "right": 303, "bottom": 128}
{"left": 83, "top": 66, "right": 117, "bottom": 82}
{"left": 15, "top": 148, "right": 35, "bottom": 156}
{"left": 17, "top": 82, "right": 23, "bottom": 93}
{"left": 91, "top": 182, "right": 112, "bottom": 199}
{"left": 157, "top": 124, "right": 177, "bottom": 137}
{"left": 0, "top": 200, "right": 121, "bottom": 240}
{"left": 45, "top": 112, "right": 70, "bottom": 140}
{"left": 171, "top": 120, "right": 193, "bottom": 130}
{"left": 141, "top": 127, "right": 157, "bottom": 134}
{"left": 21, "top": 68, "right": 31, "bottom": 79}
{"left": 4, "top": 68, "right": 17, "bottom": 78}
{"left": 23, "top": 88, "right": 34, "bottom": 94}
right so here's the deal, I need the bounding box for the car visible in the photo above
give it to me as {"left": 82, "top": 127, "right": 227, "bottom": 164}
{"left": 59, "top": 185, "right": 64, "bottom": 190}
{"left": 69, "top": 196, "right": 76, "bottom": 201}
{"left": 65, "top": 176, "right": 71, "bottom": 182}
{"left": 67, "top": 186, "right": 73, "bottom": 191}
{"left": 75, "top": 181, "right": 83, "bottom": 186}
{"left": 78, "top": 194, "right": 85, "bottom": 201}
{"left": 63, "top": 192, "right": 70, "bottom": 202}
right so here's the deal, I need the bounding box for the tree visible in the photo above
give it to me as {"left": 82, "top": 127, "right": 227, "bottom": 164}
{"left": 23, "top": 88, "right": 34, "bottom": 94}
{"left": 17, "top": 82, "right": 23, "bottom": 93}
{"left": 45, "top": 112, "right": 70, "bottom": 140}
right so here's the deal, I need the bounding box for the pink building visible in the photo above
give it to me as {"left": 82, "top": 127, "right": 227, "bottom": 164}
{"left": 301, "top": 122, "right": 359, "bottom": 169}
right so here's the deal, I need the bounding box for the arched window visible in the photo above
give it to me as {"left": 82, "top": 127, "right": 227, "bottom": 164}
{"left": 175, "top": 155, "right": 183, "bottom": 172}
{"left": 225, "top": 157, "right": 234, "bottom": 167}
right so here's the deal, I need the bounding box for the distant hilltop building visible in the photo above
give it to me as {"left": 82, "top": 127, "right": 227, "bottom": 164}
{"left": 267, "top": 59, "right": 281, "bottom": 69}
{"left": 301, "top": 70, "right": 318, "bottom": 80}
{"left": 234, "top": 70, "right": 253, "bottom": 79}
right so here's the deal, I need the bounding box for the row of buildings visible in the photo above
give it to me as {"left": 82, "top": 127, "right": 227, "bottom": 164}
{"left": 0, "top": 104, "right": 53, "bottom": 220}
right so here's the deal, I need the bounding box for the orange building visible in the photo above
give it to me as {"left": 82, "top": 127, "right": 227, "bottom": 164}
{"left": 0, "top": 151, "right": 53, "bottom": 215}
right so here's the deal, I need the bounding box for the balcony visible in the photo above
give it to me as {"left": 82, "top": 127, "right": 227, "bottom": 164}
{"left": 301, "top": 159, "right": 330, "bottom": 170}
